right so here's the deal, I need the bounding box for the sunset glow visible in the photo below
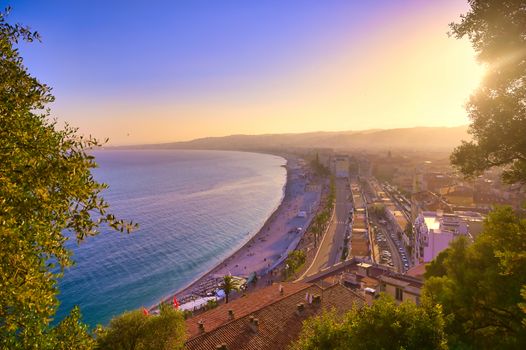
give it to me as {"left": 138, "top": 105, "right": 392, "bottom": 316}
{"left": 12, "top": 0, "right": 484, "bottom": 145}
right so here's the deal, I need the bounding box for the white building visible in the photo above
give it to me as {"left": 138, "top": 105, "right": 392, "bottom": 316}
{"left": 413, "top": 211, "right": 468, "bottom": 263}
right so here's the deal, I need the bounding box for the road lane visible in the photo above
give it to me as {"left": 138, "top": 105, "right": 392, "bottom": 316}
{"left": 299, "top": 178, "right": 349, "bottom": 279}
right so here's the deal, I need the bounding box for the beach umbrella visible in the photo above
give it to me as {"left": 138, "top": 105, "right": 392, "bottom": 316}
{"left": 216, "top": 289, "right": 226, "bottom": 299}
{"left": 173, "top": 296, "right": 180, "bottom": 309}
{"left": 142, "top": 307, "right": 149, "bottom": 316}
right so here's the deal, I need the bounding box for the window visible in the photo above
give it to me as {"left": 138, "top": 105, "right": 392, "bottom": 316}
{"left": 395, "top": 287, "right": 403, "bottom": 301}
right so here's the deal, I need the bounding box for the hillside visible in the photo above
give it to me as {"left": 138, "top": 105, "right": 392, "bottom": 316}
{"left": 129, "top": 126, "right": 470, "bottom": 152}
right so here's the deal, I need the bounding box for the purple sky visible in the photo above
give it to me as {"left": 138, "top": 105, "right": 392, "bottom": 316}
{"left": 8, "top": 1, "right": 482, "bottom": 145}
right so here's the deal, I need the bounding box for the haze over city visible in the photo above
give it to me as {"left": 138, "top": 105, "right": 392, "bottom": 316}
{"left": 3, "top": 1, "right": 526, "bottom": 349}
{"left": 11, "top": 0, "right": 484, "bottom": 145}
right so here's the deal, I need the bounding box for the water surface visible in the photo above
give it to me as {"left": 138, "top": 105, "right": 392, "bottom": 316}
{"left": 57, "top": 149, "right": 286, "bottom": 327}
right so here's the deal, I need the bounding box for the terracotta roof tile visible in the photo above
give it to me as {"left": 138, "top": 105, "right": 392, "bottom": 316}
{"left": 185, "top": 282, "right": 311, "bottom": 339}
{"left": 185, "top": 283, "right": 363, "bottom": 350}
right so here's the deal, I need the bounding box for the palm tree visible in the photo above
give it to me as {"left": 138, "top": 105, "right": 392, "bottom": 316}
{"left": 222, "top": 275, "right": 240, "bottom": 304}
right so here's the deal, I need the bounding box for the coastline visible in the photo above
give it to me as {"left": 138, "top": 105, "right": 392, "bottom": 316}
{"left": 150, "top": 153, "right": 320, "bottom": 310}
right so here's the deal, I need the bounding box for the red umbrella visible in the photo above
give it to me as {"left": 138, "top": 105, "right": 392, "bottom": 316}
{"left": 142, "top": 307, "right": 149, "bottom": 316}
{"left": 173, "top": 296, "right": 180, "bottom": 309}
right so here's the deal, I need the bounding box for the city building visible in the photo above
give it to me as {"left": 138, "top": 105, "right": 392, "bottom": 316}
{"left": 305, "top": 259, "right": 424, "bottom": 306}
{"left": 413, "top": 211, "right": 468, "bottom": 263}
{"left": 349, "top": 183, "right": 370, "bottom": 258}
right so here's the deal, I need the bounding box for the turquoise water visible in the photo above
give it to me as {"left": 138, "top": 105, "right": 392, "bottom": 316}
{"left": 56, "top": 150, "right": 286, "bottom": 327}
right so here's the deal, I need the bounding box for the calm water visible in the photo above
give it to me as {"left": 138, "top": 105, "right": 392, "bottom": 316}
{"left": 56, "top": 150, "right": 286, "bottom": 327}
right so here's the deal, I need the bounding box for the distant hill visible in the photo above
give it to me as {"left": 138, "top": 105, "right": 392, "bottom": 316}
{"left": 127, "top": 126, "right": 470, "bottom": 152}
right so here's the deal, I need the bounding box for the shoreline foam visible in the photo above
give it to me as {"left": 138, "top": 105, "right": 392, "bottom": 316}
{"left": 151, "top": 153, "right": 320, "bottom": 310}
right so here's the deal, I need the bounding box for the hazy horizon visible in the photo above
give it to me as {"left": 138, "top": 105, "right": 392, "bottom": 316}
{"left": 133, "top": 124, "right": 469, "bottom": 145}
{"left": 11, "top": 0, "right": 484, "bottom": 145}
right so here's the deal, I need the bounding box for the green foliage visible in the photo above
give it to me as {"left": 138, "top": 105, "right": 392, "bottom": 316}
{"left": 205, "top": 299, "right": 218, "bottom": 310}
{"left": 449, "top": 0, "right": 526, "bottom": 184}
{"left": 284, "top": 250, "right": 306, "bottom": 277}
{"left": 424, "top": 207, "right": 526, "bottom": 348}
{"left": 221, "top": 275, "right": 241, "bottom": 304}
{"left": 423, "top": 249, "right": 449, "bottom": 279}
{"left": 291, "top": 310, "right": 344, "bottom": 350}
{"left": 291, "top": 295, "right": 447, "bottom": 350}
{"left": 310, "top": 154, "right": 330, "bottom": 177}
{"left": 327, "top": 176, "right": 336, "bottom": 211}
{"left": 0, "top": 8, "right": 136, "bottom": 348}
{"left": 50, "top": 306, "right": 95, "bottom": 350}
{"left": 404, "top": 222, "right": 414, "bottom": 239}
{"left": 340, "top": 245, "right": 348, "bottom": 261}
{"left": 448, "top": 3, "right": 526, "bottom": 342}
{"left": 370, "top": 204, "right": 386, "bottom": 217}
{"left": 95, "top": 304, "right": 185, "bottom": 350}
{"left": 311, "top": 209, "right": 330, "bottom": 247}
{"left": 309, "top": 178, "right": 334, "bottom": 248}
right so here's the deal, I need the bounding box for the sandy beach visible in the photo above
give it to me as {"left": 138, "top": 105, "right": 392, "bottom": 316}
{"left": 150, "top": 154, "right": 321, "bottom": 310}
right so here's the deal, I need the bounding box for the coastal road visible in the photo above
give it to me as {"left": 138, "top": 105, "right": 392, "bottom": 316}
{"left": 367, "top": 177, "right": 405, "bottom": 272}
{"left": 370, "top": 213, "right": 403, "bottom": 273}
{"left": 299, "top": 178, "right": 350, "bottom": 279}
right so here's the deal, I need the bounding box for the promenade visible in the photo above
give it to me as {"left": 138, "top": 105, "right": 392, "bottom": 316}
{"left": 151, "top": 155, "right": 321, "bottom": 310}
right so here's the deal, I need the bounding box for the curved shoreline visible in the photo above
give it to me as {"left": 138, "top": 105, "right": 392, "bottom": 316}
{"left": 150, "top": 154, "right": 292, "bottom": 310}
{"left": 150, "top": 152, "right": 319, "bottom": 311}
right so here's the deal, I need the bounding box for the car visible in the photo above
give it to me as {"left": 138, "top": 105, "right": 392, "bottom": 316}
{"left": 404, "top": 263, "right": 409, "bottom": 268}
{"left": 399, "top": 247, "right": 403, "bottom": 252}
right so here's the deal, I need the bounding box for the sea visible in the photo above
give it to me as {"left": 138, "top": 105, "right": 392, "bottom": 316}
{"left": 55, "top": 149, "right": 287, "bottom": 327}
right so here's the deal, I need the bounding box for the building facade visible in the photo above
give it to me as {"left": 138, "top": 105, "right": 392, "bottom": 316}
{"left": 413, "top": 211, "right": 468, "bottom": 263}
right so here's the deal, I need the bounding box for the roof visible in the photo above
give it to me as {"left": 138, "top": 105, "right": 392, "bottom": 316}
{"left": 357, "top": 262, "right": 372, "bottom": 269}
{"left": 307, "top": 259, "right": 424, "bottom": 292}
{"left": 185, "top": 282, "right": 310, "bottom": 339}
{"left": 380, "top": 275, "right": 410, "bottom": 288}
{"left": 360, "top": 276, "right": 379, "bottom": 288}
{"left": 184, "top": 283, "right": 364, "bottom": 350}
{"left": 406, "top": 264, "right": 426, "bottom": 280}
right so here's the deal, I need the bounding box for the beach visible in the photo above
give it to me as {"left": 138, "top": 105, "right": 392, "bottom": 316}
{"left": 151, "top": 154, "right": 321, "bottom": 310}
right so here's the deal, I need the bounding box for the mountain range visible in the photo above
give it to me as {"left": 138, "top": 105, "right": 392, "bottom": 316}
{"left": 127, "top": 126, "right": 470, "bottom": 152}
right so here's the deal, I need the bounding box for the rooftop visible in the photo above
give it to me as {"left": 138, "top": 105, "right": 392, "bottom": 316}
{"left": 185, "top": 283, "right": 364, "bottom": 350}
{"left": 185, "top": 282, "right": 310, "bottom": 339}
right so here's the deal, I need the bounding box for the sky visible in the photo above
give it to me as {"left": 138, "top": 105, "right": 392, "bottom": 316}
{"left": 9, "top": 0, "right": 484, "bottom": 145}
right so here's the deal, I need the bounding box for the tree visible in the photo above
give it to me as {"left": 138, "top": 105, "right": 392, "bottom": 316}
{"left": 95, "top": 304, "right": 185, "bottom": 350}
{"left": 370, "top": 204, "right": 386, "bottom": 217}
{"left": 0, "top": 8, "right": 136, "bottom": 348}
{"left": 284, "top": 250, "right": 306, "bottom": 278}
{"left": 310, "top": 154, "right": 330, "bottom": 177}
{"left": 449, "top": 0, "right": 526, "bottom": 184}
{"left": 311, "top": 211, "right": 326, "bottom": 246}
{"left": 50, "top": 307, "right": 95, "bottom": 350}
{"left": 404, "top": 222, "right": 414, "bottom": 239}
{"left": 291, "top": 295, "right": 448, "bottom": 350}
{"left": 424, "top": 207, "right": 526, "bottom": 348}
{"left": 444, "top": 2, "right": 526, "bottom": 347}
{"left": 221, "top": 275, "right": 241, "bottom": 304}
